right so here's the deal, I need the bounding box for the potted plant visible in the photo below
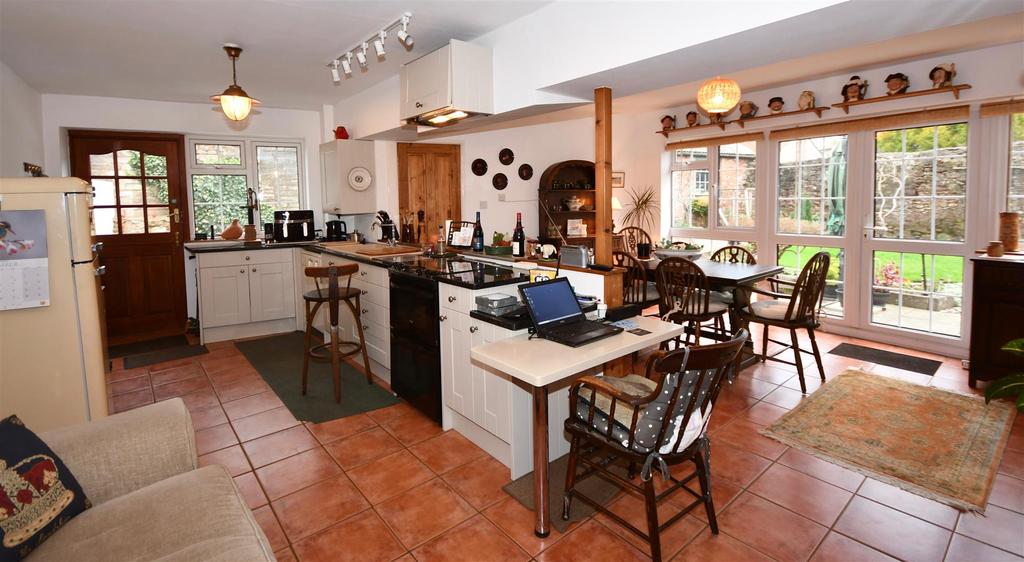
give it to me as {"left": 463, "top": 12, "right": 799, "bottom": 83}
{"left": 485, "top": 231, "right": 513, "bottom": 255}
{"left": 621, "top": 185, "right": 659, "bottom": 258}
{"left": 873, "top": 261, "right": 901, "bottom": 308}
{"left": 984, "top": 339, "right": 1024, "bottom": 412}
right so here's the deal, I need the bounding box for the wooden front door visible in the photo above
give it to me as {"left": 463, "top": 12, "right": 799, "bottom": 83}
{"left": 69, "top": 130, "right": 189, "bottom": 344}
{"left": 397, "top": 143, "right": 461, "bottom": 241}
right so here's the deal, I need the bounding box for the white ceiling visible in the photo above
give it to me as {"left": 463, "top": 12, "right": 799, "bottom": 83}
{"left": 0, "top": 0, "right": 548, "bottom": 110}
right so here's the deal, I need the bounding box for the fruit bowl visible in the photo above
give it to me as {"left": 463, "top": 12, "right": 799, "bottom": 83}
{"left": 654, "top": 247, "right": 704, "bottom": 260}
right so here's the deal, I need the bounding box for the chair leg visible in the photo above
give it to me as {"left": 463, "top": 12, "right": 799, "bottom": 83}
{"left": 761, "top": 324, "right": 769, "bottom": 362}
{"left": 643, "top": 474, "right": 663, "bottom": 562}
{"left": 808, "top": 327, "right": 826, "bottom": 382}
{"left": 790, "top": 328, "right": 807, "bottom": 394}
{"left": 695, "top": 438, "right": 718, "bottom": 534}
{"left": 330, "top": 324, "right": 342, "bottom": 403}
{"left": 562, "top": 437, "right": 580, "bottom": 520}
{"left": 301, "top": 301, "right": 313, "bottom": 396}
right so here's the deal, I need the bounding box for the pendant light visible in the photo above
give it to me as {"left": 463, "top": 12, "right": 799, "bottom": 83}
{"left": 211, "top": 44, "right": 260, "bottom": 121}
{"left": 697, "top": 76, "right": 741, "bottom": 115}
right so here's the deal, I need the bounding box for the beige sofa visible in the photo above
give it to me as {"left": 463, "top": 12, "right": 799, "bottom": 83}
{"left": 27, "top": 398, "right": 275, "bottom": 561}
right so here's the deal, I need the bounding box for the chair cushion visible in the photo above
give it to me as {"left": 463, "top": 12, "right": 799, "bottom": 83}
{"left": 585, "top": 375, "right": 658, "bottom": 430}
{"left": 1, "top": 415, "right": 90, "bottom": 561}
{"left": 747, "top": 299, "right": 790, "bottom": 320}
{"left": 26, "top": 466, "right": 274, "bottom": 562}
{"left": 303, "top": 287, "right": 361, "bottom": 302}
{"left": 711, "top": 290, "right": 733, "bottom": 305}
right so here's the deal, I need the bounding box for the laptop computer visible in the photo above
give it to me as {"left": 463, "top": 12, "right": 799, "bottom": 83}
{"left": 519, "top": 277, "right": 623, "bottom": 347}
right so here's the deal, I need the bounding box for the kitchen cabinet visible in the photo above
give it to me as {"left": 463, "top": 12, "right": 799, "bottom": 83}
{"left": 196, "top": 248, "right": 295, "bottom": 343}
{"left": 441, "top": 312, "right": 476, "bottom": 419}
{"left": 320, "top": 140, "right": 376, "bottom": 216}
{"left": 969, "top": 257, "right": 1024, "bottom": 386}
{"left": 399, "top": 40, "right": 493, "bottom": 123}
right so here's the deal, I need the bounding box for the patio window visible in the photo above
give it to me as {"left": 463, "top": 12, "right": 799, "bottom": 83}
{"left": 777, "top": 135, "right": 848, "bottom": 236}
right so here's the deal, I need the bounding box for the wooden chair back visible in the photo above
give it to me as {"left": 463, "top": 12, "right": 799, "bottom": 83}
{"left": 447, "top": 221, "right": 476, "bottom": 247}
{"left": 655, "top": 257, "right": 711, "bottom": 318}
{"left": 784, "top": 251, "right": 830, "bottom": 323}
{"left": 617, "top": 226, "right": 652, "bottom": 256}
{"left": 304, "top": 264, "right": 358, "bottom": 324}
{"left": 710, "top": 245, "right": 756, "bottom": 265}
{"left": 612, "top": 250, "right": 648, "bottom": 305}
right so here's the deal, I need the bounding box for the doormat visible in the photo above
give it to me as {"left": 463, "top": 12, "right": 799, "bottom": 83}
{"left": 235, "top": 331, "right": 399, "bottom": 424}
{"left": 761, "top": 369, "right": 1015, "bottom": 512}
{"left": 109, "top": 335, "right": 189, "bottom": 358}
{"left": 503, "top": 454, "right": 624, "bottom": 533}
{"left": 123, "top": 344, "right": 208, "bottom": 369}
{"left": 829, "top": 342, "right": 942, "bottom": 376}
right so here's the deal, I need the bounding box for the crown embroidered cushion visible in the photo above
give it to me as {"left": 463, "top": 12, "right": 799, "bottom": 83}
{"left": 0, "top": 415, "right": 90, "bottom": 562}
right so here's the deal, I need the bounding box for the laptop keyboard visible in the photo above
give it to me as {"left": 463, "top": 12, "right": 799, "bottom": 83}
{"left": 548, "top": 320, "right": 605, "bottom": 338}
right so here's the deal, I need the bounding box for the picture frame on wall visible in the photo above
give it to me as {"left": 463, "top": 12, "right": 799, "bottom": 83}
{"left": 611, "top": 171, "right": 625, "bottom": 189}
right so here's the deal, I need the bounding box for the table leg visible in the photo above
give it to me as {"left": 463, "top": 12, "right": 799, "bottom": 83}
{"left": 532, "top": 385, "right": 550, "bottom": 538}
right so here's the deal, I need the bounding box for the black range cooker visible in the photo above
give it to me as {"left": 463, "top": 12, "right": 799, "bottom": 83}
{"left": 383, "top": 255, "right": 527, "bottom": 423}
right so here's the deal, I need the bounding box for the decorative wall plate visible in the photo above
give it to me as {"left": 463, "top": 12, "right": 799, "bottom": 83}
{"left": 498, "top": 148, "right": 514, "bottom": 165}
{"left": 471, "top": 159, "right": 488, "bottom": 176}
{"left": 492, "top": 173, "right": 508, "bottom": 190}
{"left": 518, "top": 164, "right": 533, "bottom": 180}
{"left": 347, "top": 167, "right": 372, "bottom": 191}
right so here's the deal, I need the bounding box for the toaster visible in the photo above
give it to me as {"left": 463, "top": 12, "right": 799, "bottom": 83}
{"left": 560, "top": 244, "right": 590, "bottom": 268}
{"left": 273, "top": 210, "right": 315, "bottom": 242}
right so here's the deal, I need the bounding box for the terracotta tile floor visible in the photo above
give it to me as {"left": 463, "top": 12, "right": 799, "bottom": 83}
{"left": 106, "top": 330, "right": 1024, "bottom": 561}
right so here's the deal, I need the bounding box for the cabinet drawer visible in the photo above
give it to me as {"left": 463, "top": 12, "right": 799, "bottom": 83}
{"left": 199, "top": 248, "right": 293, "bottom": 268}
{"left": 439, "top": 283, "right": 473, "bottom": 315}
{"left": 320, "top": 254, "right": 356, "bottom": 268}
{"left": 358, "top": 300, "right": 388, "bottom": 327}
{"left": 352, "top": 279, "right": 388, "bottom": 307}
{"left": 354, "top": 264, "right": 388, "bottom": 287}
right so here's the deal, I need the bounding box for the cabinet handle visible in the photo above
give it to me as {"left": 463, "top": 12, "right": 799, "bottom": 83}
{"left": 415, "top": 101, "right": 423, "bottom": 108}
{"left": 363, "top": 325, "right": 369, "bottom": 330}
{"left": 448, "top": 296, "right": 457, "bottom": 303}
{"left": 252, "top": 267, "right": 257, "bottom": 272}
{"left": 362, "top": 308, "right": 368, "bottom": 314}
{"left": 361, "top": 290, "right": 368, "bottom": 295}
{"left": 360, "top": 271, "right": 367, "bottom": 276}
{"left": 245, "top": 255, "right": 251, "bottom": 261}
{"left": 239, "top": 268, "right": 245, "bottom": 273}
{"left": 439, "top": 315, "right": 447, "bottom": 322}
{"left": 469, "top": 325, "right": 478, "bottom": 333}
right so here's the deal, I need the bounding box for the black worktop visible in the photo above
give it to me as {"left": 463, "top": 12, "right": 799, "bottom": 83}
{"left": 184, "top": 241, "right": 320, "bottom": 253}
{"left": 433, "top": 264, "right": 529, "bottom": 290}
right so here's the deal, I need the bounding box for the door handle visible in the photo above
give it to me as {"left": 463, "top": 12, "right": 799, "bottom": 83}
{"left": 172, "top": 208, "right": 180, "bottom": 224}
{"left": 94, "top": 265, "right": 106, "bottom": 276}
{"left": 91, "top": 242, "right": 104, "bottom": 253}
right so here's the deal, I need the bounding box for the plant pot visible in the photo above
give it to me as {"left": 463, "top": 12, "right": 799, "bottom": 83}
{"left": 872, "top": 289, "right": 891, "bottom": 307}
{"left": 636, "top": 242, "right": 652, "bottom": 259}
{"left": 484, "top": 245, "right": 513, "bottom": 256}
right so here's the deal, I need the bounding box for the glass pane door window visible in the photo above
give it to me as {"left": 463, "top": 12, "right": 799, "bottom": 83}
{"left": 256, "top": 145, "right": 301, "bottom": 226}
{"left": 192, "top": 174, "right": 247, "bottom": 235}
{"left": 88, "top": 150, "right": 171, "bottom": 235}
{"left": 670, "top": 148, "right": 710, "bottom": 229}
{"left": 717, "top": 142, "right": 756, "bottom": 228}
{"left": 1008, "top": 113, "right": 1024, "bottom": 217}
{"left": 873, "top": 123, "right": 967, "bottom": 241}
{"left": 776, "top": 244, "right": 845, "bottom": 318}
{"left": 870, "top": 251, "right": 963, "bottom": 337}
{"left": 777, "top": 136, "right": 848, "bottom": 236}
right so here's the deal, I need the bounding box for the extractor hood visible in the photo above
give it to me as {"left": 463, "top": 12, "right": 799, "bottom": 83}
{"left": 400, "top": 39, "right": 493, "bottom": 127}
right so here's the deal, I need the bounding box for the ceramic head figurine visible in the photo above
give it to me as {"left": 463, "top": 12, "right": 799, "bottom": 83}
{"left": 798, "top": 91, "right": 815, "bottom": 110}
{"left": 685, "top": 111, "right": 699, "bottom": 127}
{"left": 929, "top": 63, "right": 956, "bottom": 88}
{"left": 884, "top": 72, "right": 909, "bottom": 95}
{"left": 660, "top": 114, "right": 676, "bottom": 131}
{"left": 768, "top": 96, "right": 785, "bottom": 114}
{"left": 708, "top": 112, "right": 724, "bottom": 124}
{"left": 842, "top": 76, "right": 868, "bottom": 102}
{"left": 739, "top": 101, "right": 758, "bottom": 119}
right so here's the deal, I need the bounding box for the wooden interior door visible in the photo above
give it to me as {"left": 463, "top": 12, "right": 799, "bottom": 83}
{"left": 397, "top": 143, "right": 461, "bottom": 241}
{"left": 69, "top": 130, "right": 189, "bottom": 345}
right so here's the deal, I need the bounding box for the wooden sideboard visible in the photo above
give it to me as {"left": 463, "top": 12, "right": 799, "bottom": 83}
{"left": 968, "top": 256, "right": 1024, "bottom": 387}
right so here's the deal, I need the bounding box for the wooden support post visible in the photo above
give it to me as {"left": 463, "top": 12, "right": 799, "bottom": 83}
{"left": 594, "top": 87, "right": 613, "bottom": 266}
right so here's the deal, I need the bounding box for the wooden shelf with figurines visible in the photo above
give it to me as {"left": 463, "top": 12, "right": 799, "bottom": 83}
{"left": 657, "top": 91, "right": 827, "bottom": 137}
{"left": 831, "top": 64, "right": 970, "bottom": 113}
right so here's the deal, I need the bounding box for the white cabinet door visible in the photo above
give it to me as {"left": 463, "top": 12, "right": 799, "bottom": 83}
{"left": 249, "top": 261, "right": 296, "bottom": 322}
{"left": 400, "top": 44, "right": 450, "bottom": 120}
{"left": 473, "top": 322, "right": 512, "bottom": 441}
{"left": 441, "top": 311, "right": 474, "bottom": 420}
{"left": 200, "top": 265, "right": 251, "bottom": 327}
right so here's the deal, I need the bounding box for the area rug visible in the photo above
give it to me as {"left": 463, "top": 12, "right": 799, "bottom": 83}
{"left": 829, "top": 343, "right": 942, "bottom": 376}
{"left": 503, "top": 454, "right": 624, "bottom": 533}
{"left": 760, "top": 369, "right": 1015, "bottom": 512}
{"left": 122, "top": 344, "right": 208, "bottom": 369}
{"left": 235, "top": 331, "right": 399, "bottom": 424}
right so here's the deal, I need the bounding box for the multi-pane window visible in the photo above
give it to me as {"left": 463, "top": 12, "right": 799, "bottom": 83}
{"left": 873, "top": 123, "right": 968, "bottom": 241}
{"left": 870, "top": 251, "right": 963, "bottom": 337}
{"left": 188, "top": 140, "right": 302, "bottom": 237}
{"left": 89, "top": 150, "right": 171, "bottom": 235}
{"left": 1009, "top": 113, "right": 1024, "bottom": 216}
{"left": 717, "top": 141, "right": 756, "bottom": 228}
{"left": 671, "top": 148, "right": 709, "bottom": 229}
{"left": 777, "top": 135, "right": 848, "bottom": 236}
{"left": 776, "top": 245, "right": 845, "bottom": 318}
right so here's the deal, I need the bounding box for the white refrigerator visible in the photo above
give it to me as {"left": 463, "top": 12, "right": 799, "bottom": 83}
{"left": 0, "top": 177, "right": 108, "bottom": 431}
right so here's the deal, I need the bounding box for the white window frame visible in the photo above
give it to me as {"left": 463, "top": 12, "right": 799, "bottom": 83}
{"left": 185, "top": 136, "right": 305, "bottom": 240}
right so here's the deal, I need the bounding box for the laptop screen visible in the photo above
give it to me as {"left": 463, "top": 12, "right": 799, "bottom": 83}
{"left": 520, "top": 277, "right": 583, "bottom": 326}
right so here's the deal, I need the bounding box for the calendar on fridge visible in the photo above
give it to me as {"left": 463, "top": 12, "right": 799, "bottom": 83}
{"left": 0, "top": 210, "right": 50, "bottom": 310}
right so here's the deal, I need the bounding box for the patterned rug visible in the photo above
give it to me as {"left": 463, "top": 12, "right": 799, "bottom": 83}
{"left": 760, "top": 369, "right": 1016, "bottom": 512}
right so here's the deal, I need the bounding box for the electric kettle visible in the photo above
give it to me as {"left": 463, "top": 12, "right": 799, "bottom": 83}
{"left": 325, "top": 220, "right": 348, "bottom": 241}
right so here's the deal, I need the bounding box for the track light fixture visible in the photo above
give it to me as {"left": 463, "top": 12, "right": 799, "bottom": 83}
{"left": 326, "top": 12, "right": 412, "bottom": 82}
{"left": 373, "top": 30, "right": 387, "bottom": 58}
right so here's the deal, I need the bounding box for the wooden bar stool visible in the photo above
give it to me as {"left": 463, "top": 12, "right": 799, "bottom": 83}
{"left": 302, "top": 264, "right": 372, "bottom": 403}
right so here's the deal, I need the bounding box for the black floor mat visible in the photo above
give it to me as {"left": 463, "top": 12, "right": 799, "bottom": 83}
{"left": 828, "top": 343, "right": 941, "bottom": 376}
{"left": 123, "top": 345, "right": 208, "bottom": 369}
{"left": 109, "top": 335, "right": 189, "bottom": 359}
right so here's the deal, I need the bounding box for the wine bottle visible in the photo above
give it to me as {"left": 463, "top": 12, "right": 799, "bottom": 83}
{"left": 471, "top": 211, "right": 485, "bottom": 252}
{"left": 512, "top": 212, "right": 526, "bottom": 257}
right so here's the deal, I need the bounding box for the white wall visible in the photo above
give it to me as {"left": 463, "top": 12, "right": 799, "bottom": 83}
{"left": 0, "top": 61, "right": 44, "bottom": 176}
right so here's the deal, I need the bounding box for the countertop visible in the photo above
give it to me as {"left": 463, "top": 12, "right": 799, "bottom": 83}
{"left": 184, "top": 240, "right": 320, "bottom": 253}
{"left": 469, "top": 302, "right": 598, "bottom": 331}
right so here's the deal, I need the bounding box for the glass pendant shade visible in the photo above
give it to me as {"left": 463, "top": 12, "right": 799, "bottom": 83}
{"left": 697, "top": 77, "right": 741, "bottom": 114}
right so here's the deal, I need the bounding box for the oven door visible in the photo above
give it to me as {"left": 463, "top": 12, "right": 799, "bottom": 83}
{"left": 389, "top": 272, "right": 440, "bottom": 347}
